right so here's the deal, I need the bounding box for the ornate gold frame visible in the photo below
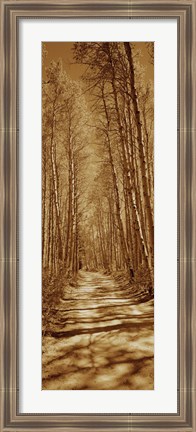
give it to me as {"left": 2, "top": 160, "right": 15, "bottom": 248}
{"left": 0, "top": 1, "right": 195, "bottom": 430}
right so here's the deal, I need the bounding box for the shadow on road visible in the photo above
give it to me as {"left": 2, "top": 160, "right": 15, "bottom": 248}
{"left": 42, "top": 271, "right": 154, "bottom": 390}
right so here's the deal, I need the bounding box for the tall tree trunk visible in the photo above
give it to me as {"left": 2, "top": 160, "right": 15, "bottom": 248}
{"left": 50, "top": 100, "right": 63, "bottom": 261}
{"left": 124, "top": 42, "right": 154, "bottom": 270}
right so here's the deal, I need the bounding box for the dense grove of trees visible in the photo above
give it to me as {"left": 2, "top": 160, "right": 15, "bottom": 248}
{"left": 42, "top": 58, "right": 89, "bottom": 281}
{"left": 42, "top": 42, "right": 154, "bottom": 293}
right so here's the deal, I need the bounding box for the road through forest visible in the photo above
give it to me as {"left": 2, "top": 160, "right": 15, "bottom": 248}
{"left": 42, "top": 271, "right": 154, "bottom": 390}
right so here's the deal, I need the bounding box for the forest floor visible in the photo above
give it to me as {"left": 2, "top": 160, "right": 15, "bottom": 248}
{"left": 42, "top": 271, "right": 154, "bottom": 390}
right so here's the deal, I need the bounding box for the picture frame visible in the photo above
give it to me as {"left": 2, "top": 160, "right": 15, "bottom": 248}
{"left": 0, "top": 0, "right": 195, "bottom": 430}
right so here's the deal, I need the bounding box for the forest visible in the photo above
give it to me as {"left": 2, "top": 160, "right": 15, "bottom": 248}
{"left": 42, "top": 42, "right": 154, "bottom": 390}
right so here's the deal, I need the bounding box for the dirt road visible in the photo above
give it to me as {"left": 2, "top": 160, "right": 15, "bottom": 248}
{"left": 42, "top": 271, "right": 154, "bottom": 390}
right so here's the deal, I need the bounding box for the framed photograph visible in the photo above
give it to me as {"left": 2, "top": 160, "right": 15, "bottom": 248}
{"left": 0, "top": 0, "right": 195, "bottom": 431}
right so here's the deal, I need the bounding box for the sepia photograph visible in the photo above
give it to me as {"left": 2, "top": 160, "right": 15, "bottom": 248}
{"left": 42, "top": 42, "right": 154, "bottom": 390}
